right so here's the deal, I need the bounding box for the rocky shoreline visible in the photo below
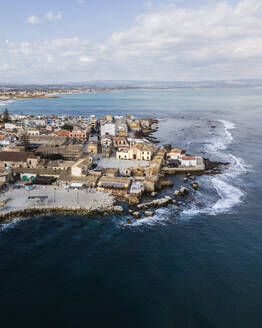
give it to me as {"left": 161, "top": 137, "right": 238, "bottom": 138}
{"left": 0, "top": 204, "right": 126, "bottom": 224}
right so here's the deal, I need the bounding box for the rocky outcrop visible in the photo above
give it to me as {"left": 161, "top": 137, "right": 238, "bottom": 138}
{"left": 180, "top": 185, "right": 190, "bottom": 196}
{"left": 191, "top": 182, "right": 199, "bottom": 190}
{"left": 133, "top": 211, "right": 141, "bottom": 219}
{"left": 144, "top": 210, "right": 155, "bottom": 217}
{"left": 126, "top": 194, "right": 140, "bottom": 205}
{"left": 157, "top": 179, "right": 174, "bottom": 189}
{"left": 137, "top": 197, "right": 172, "bottom": 210}
{"left": 113, "top": 206, "right": 124, "bottom": 213}
{"left": 0, "top": 202, "right": 122, "bottom": 224}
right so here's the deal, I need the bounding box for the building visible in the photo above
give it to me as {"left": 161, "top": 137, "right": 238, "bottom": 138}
{"left": 180, "top": 156, "right": 204, "bottom": 168}
{"left": 37, "top": 145, "right": 83, "bottom": 160}
{"left": 100, "top": 122, "right": 116, "bottom": 137}
{"left": 116, "top": 143, "right": 153, "bottom": 161}
{"left": 113, "top": 136, "right": 128, "bottom": 148}
{"left": 69, "top": 131, "right": 87, "bottom": 140}
{"left": 87, "top": 141, "right": 98, "bottom": 154}
{"left": 130, "top": 181, "right": 144, "bottom": 195}
{"left": 166, "top": 149, "right": 183, "bottom": 160}
{"left": 29, "top": 135, "right": 67, "bottom": 146}
{"left": 0, "top": 152, "right": 40, "bottom": 169}
{"left": 26, "top": 129, "right": 40, "bottom": 136}
{"left": 97, "top": 176, "right": 131, "bottom": 195}
{"left": 116, "top": 146, "right": 130, "bottom": 160}
{"left": 101, "top": 140, "right": 112, "bottom": 158}
{"left": 71, "top": 157, "right": 93, "bottom": 177}
{"left": 128, "top": 120, "right": 141, "bottom": 131}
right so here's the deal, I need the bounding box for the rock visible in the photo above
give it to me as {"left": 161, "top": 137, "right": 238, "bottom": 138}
{"left": 180, "top": 185, "right": 190, "bottom": 196}
{"left": 128, "top": 209, "right": 134, "bottom": 214}
{"left": 159, "top": 180, "right": 174, "bottom": 188}
{"left": 174, "top": 190, "right": 181, "bottom": 197}
{"left": 113, "top": 206, "right": 124, "bottom": 213}
{"left": 191, "top": 182, "right": 199, "bottom": 190}
{"left": 190, "top": 176, "right": 196, "bottom": 181}
{"left": 137, "top": 197, "right": 171, "bottom": 210}
{"left": 184, "top": 177, "right": 188, "bottom": 182}
{"left": 100, "top": 221, "right": 104, "bottom": 226}
{"left": 144, "top": 210, "right": 155, "bottom": 217}
{"left": 165, "top": 195, "right": 172, "bottom": 200}
{"left": 127, "top": 219, "right": 132, "bottom": 224}
{"left": 151, "top": 192, "right": 157, "bottom": 197}
{"left": 172, "top": 200, "right": 179, "bottom": 206}
{"left": 187, "top": 173, "right": 191, "bottom": 177}
{"left": 126, "top": 194, "right": 140, "bottom": 205}
{"left": 133, "top": 211, "right": 141, "bottom": 218}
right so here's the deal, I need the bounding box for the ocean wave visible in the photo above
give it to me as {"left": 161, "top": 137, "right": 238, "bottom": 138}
{"left": 125, "top": 118, "right": 248, "bottom": 226}
{"left": 183, "top": 119, "right": 248, "bottom": 217}
{"left": 0, "top": 219, "right": 20, "bottom": 232}
{"left": 210, "top": 177, "right": 244, "bottom": 215}
{"left": 0, "top": 99, "right": 14, "bottom": 107}
{"left": 126, "top": 208, "right": 171, "bottom": 227}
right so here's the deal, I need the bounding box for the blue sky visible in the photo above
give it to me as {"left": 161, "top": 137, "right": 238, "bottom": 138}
{"left": 0, "top": 0, "right": 261, "bottom": 83}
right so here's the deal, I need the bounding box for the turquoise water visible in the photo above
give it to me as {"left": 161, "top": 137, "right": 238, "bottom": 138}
{"left": 0, "top": 88, "right": 262, "bottom": 327}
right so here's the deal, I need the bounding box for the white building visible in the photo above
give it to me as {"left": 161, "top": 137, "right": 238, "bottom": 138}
{"left": 101, "top": 122, "right": 116, "bottom": 137}
{"left": 130, "top": 181, "right": 144, "bottom": 194}
{"left": 180, "top": 156, "right": 204, "bottom": 167}
{"left": 166, "top": 149, "right": 183, "bottom": 160}
{"left": 4, "top": 123, "right": 17, "bottom": 130}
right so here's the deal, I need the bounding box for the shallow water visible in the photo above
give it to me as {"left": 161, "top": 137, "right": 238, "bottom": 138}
{"left": 1, "top": 88, "right": 262, "bottom": 327}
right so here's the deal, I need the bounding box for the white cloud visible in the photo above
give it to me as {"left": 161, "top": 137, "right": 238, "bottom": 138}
{"left": 144, "top": 1, "right": 152, "bottom": 9}
{"left": 27, "top": 11, "right": 62, "bottom": 25}
{"left": 5, "top": 0, "right": 262, "bottom": 82}
{"left": 79, "top": 56, "right": 95, "bottom": 63}
{"left": 27, "top": 15, "right": 42, "bottom": 25}
{"left": 77, "top": 0, "right": 85, "bottom": 5}
{"left": 46, "top": 11, "right": 62, "bottom": 22}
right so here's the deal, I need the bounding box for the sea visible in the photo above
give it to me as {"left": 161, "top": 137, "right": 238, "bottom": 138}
{"left": 0, "top": 88, "right": 262, "bottom": 327}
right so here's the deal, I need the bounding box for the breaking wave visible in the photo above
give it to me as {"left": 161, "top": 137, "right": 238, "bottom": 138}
{"left": 0, "top": 219, "right": 20, "bottom": 232}
{"left": 0, "top": 99, "right": 14, "bottom": 107}
{"left": 126, "top": 119, "right": 248, "bottom": 226}
{"left": 183, "top": 119, "right": 248, "bottom": 217}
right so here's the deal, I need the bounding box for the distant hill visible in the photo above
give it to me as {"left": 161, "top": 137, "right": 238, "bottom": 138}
{"left": 1, "top": 79, "right": 262, "bottom": 90}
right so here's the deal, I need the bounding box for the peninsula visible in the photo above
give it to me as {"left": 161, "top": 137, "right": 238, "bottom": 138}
{"left": 0, "top": 110, "right": 226, "bottom": 224}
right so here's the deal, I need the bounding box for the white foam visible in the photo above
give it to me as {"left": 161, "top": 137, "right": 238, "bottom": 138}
{"left": 127, "top": 208, "right": 170, "bottom": 227}
{"left": 0, "top": 219, "right": 20, "bottom": 232}
{"left": 210, "top": 177, "right": 244, "bottom": 215}
{"left": 0, "top": 99, "right": 14, "bottom": 107}
{"left": 182, "top": 119, "right": 248, "bottom": 217}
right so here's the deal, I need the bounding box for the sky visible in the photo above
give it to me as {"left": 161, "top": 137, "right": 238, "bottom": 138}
{"left": 0, "top": 0, "right": 261, "bottom": 83}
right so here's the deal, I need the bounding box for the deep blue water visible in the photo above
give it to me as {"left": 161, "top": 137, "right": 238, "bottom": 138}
{"left": 0, "top": 88, "right": 262, "bottom": 327}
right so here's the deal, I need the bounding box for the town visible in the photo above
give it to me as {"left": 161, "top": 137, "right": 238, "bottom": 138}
{"left": 0, "top": 109, "right": 206, "bottom": 221}
{"left": 0, "top": 86, "right": 114, "bottom": 101}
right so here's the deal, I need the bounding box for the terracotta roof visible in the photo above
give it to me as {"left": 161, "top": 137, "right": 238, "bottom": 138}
{"left": 0, "top": 152, "right": 33, "bottom": 162}
{"left": 181, "top": 156, "right": 196, "bottom": 160}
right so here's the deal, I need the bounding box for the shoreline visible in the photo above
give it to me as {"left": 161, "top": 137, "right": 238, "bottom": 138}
{"left": 0, "top": 205, "right": 125, "bottom": 224}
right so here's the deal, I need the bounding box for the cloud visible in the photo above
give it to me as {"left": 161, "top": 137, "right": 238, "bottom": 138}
{"left": 27, "top": 11, "right": 62, "bottom": 25}
{"left": 144, "top": 1, "right": 152, "bottom": 9}
{"left": 46, "top": 11, "right": 62, "bottom": 22}
{"left": 5, "top": 0, "right": 262, "bottom": 82}
{"left": 77, "top": 0, "right": 85, "bottom": 5}
{"left": 79, "top": 56, "right": 95, "bottom": 63}
{"left": 27, "top": 15, "right": 42, "bottom": 25}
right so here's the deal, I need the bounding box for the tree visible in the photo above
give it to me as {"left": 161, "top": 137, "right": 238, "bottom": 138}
{"left": 62, "top": 124, "right": 73, "bottom": 131}
{"left": 3, "top": 109, "right": 10, "bottom": 123}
